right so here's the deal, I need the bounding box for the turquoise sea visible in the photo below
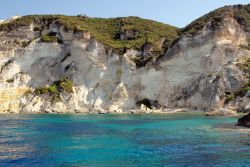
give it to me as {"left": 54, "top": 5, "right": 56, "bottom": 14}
{"left": 0, "top": 113, "right": 249, "bottom": 167}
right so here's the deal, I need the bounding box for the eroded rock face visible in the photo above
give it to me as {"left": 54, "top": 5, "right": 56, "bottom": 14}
{"left": 237, "top": 95, "right": 250, "bottom": 113}
{"left": 0, "top": 13, "right": 249, "bottom": 114}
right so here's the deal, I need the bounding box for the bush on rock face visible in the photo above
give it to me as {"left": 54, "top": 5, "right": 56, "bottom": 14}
{"left": 40, "top": 35, "right": 58, "bottom": 43}
{"left": 35, "top": 78, "right": 73, "bottom": 95}
{"left": 6, "top": 78, "right": 14, "bottom": 83}
{"left": 59, "top": 78, "right": 73, "bottom": 93}
{"left": 34, "top": 78, "right": 73, "bottom": 102}
{"left": 34, "top": 87, "right": 49, "bottom": 94}
{"left": 21, "top": 40, "right": 31, "bottom": 47}
{"left": 40, "top": 32, "right": 59, "bottom": 43}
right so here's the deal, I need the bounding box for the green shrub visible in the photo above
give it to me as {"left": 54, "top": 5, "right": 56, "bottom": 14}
{"left": 34, "top": 87, "right": 49, "bottom": 94}
{"left": 76, "top": 14, "right": 88, "bottom": 18}
{"left": 48, "top": 85, "right": 58, "bottom": 94}
{"left": 240, "top": 44, "right": 250, "bottom": 50}
{"left": 21, "top": 40, "right": 31, "bottom": 47}
{"left": 33, "top": 26, "right": 43, "bottom": 31}
{"left": 59, "top": 78, "right": 73, "bottom": 93}
{"left": 224, "top": 92, "right": 236, "bottom": 104}
{"left": 34, "top": 78, "right": 73, "bottom": 102}
{"left": 40, "top": 34, "right": 58, "bottom": 43}
{"left": 234, "top": 82, "right": 250, "bottom": 97}
{"left": 0, "top": 16, "right": 34, "bottom": 32}
{"left": 6, "top": 78, "right": 14, "bottom": 83}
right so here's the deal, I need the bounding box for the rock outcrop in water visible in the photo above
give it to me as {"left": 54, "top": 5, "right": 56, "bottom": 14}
{"left": 0, "top": 4, "right": 250, "bottom": 113}
{"left": 237, "top": 112, "right": 250, "bottom": 127}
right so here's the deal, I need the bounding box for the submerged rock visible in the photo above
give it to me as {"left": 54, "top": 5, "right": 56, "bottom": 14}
{"left": 237, "top": 113, "right": 250, "bottom": 127}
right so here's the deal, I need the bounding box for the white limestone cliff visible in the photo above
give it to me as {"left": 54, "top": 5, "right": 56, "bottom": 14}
{"left": 0, "top": 13, "right": 249, "bottom": 114}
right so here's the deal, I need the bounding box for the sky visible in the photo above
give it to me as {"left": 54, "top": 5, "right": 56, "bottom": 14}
{"left": 0, "top": 0, "right": 249, "bottom": 28}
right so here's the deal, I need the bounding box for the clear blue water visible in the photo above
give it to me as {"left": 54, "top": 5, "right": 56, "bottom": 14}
{"left": 0, "top": 113, "right": 249, "bottom": 167}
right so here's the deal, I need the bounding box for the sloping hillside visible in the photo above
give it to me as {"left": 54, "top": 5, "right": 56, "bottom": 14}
{"left": 182, "top": 4, "right": 250, "bottom": 35}
{"left": 0, "top": 15, "right": 179, "bottom": 53}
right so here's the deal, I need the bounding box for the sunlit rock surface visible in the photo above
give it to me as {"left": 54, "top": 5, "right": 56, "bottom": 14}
{"left": 0, "top": 6, "right": 250, "bottom": 113}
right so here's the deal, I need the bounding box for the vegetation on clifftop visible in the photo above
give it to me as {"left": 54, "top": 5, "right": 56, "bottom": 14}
{"left": 0, "top": 4, "right": 249, "bottom": 52}
{"left": 182, "top": 4, "right": 250, "bottom": 35}
{"left": 181, "top": 6, "right": 231, "bottom": 35}
{"left": 234, "top": 4, "right": 250, "bottom": 32}
{"left": 0, "top": 15, "right": 179, "bottom": 52}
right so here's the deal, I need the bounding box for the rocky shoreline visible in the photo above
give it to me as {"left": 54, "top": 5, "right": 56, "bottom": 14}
{"left": 0, "top": 107, "right": 237, "bottom": 115}
{"left": 2, "top": 106, "right": 249, "bottom": 129}
{"left": 0, "top": 108, "right": 188, "bottom": 114}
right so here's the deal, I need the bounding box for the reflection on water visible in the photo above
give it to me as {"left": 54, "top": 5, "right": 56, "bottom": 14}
{"left": 0, "top": 113, "right": 249, "bottom": 166}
